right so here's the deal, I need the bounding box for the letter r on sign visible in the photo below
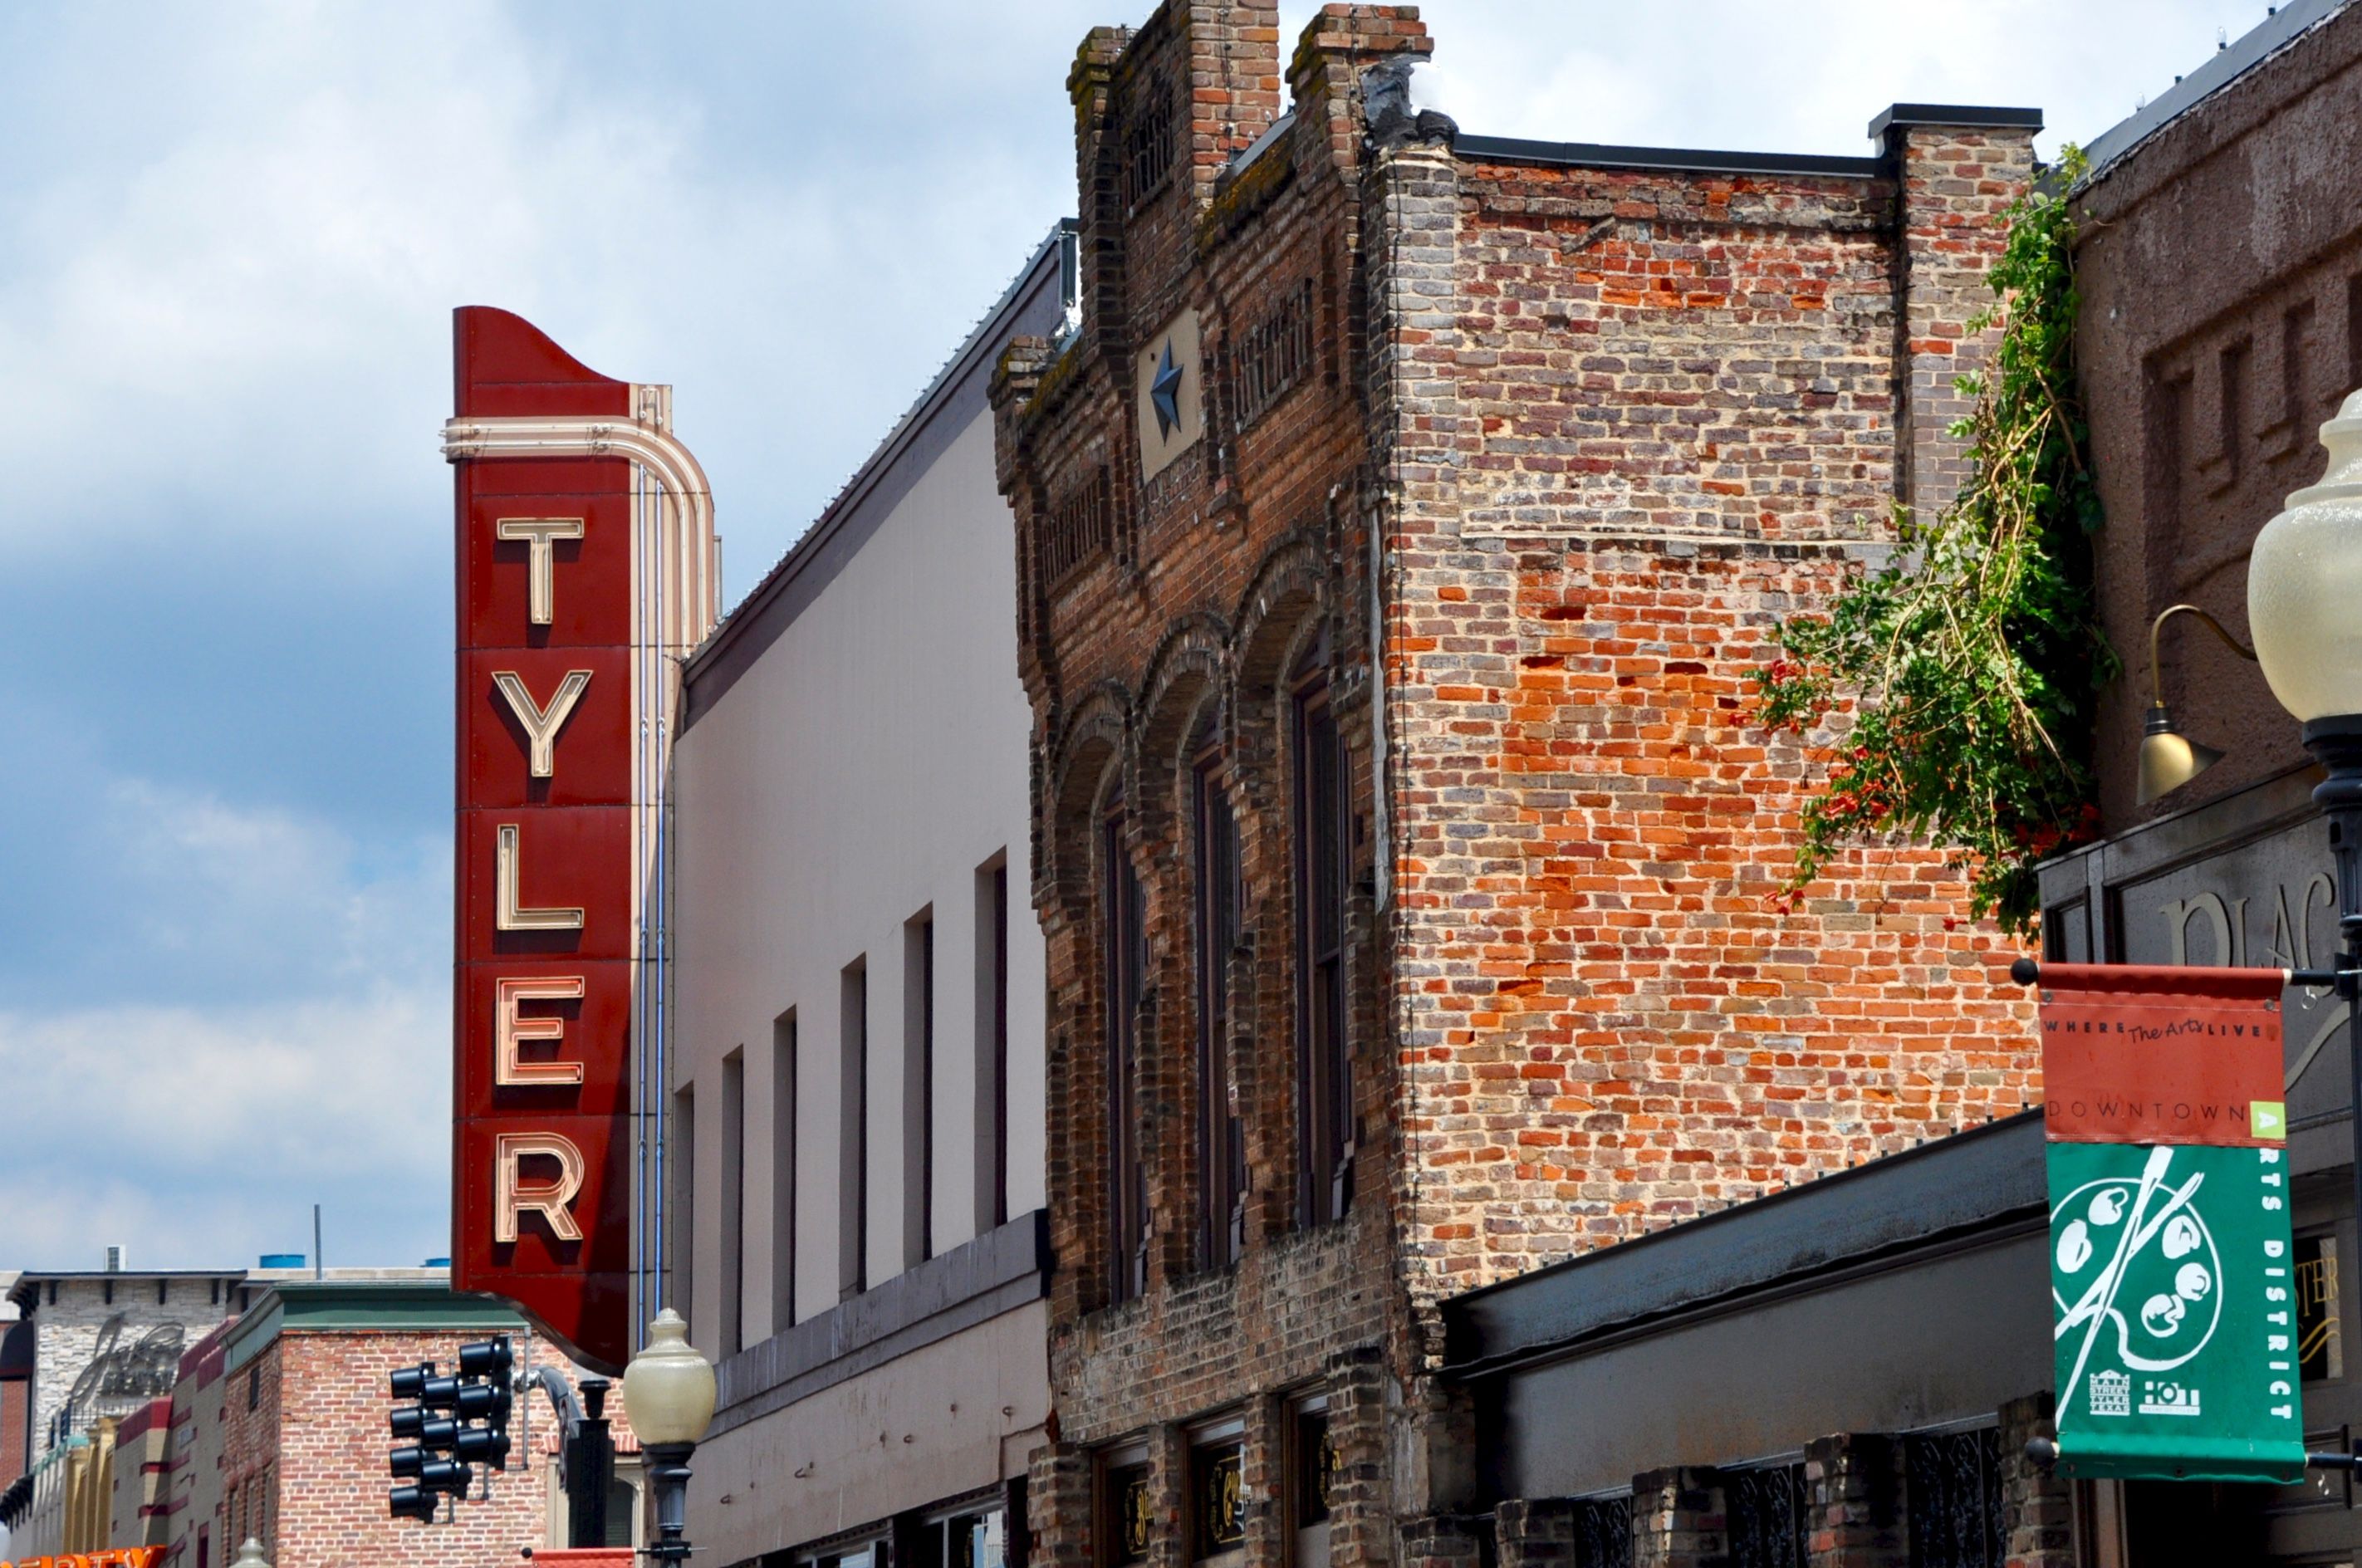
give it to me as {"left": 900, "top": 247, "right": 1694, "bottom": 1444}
{"left": 495, "top": 1130, "right": 586, "bottom": 1242}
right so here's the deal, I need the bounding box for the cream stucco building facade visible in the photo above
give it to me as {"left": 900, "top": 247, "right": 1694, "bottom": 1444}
{"left": 668, "top": 228, "right": 1066, "bottom": 1568}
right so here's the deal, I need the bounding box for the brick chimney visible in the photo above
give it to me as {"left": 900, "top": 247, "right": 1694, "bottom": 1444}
{"left": 1287, "top": 4, "right": 1435, "bottom": 176}
{"left": 1872, "top": 104, "right": 2044, "bottom": 520}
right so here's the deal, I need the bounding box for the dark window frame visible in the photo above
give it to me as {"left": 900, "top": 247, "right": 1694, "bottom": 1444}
{"left": 1193, "top": 739, "right": 1245, "bottom": 1271}
{"left": 840, "top": 960, "right": 870, "bottom": 1301}
{"left": 992, "top": 861, "right": 1011, "bottom": 1227}
{"left": 905, "top": 909, "right": 936, "bottom": 1269}
{"left": 1291, "top": 675, "right": 1354, "bottom": 1228}
{"left": 1104, "top": 806, "right": 1148, "bottom": 1306}
{"left": 721, "top": 1046, "right": 747, "bottom": 1355}
{"left": 772, "top": 1011, "right": 797, "bottom": 1331}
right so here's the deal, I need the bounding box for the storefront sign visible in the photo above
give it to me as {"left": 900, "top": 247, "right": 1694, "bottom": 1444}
{"left": 2041, "top": 963, "right": 2306, "bottom": 1482}
{"left": 445, "top": 308, "right": 718, "bottom": 1372}
{"left": 4, "top": 1549, "right": 164, "bottom": 1568}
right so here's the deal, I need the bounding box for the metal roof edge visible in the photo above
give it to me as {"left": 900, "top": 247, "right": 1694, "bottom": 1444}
{"left": 2079, "top": 0, "right": 2350, "bottom": 184}
{"left": 1440, "top": 1110, "right": 2046, "bottom": 1376}
{"left": 1454, "top": 132, "right": 1883, "bottom": 182}
{"left": 1865, "top": 102, "right": 2044, "bottom": 139}
{"left": 680, "top": 222, "right": 1073, "bottom": 728}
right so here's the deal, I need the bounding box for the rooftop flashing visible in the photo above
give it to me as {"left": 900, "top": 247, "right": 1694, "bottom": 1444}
{"left": 1453, "top": 132, "right": 1881, "bottom": 181}
{"left": 2078, "top": 0, "right": 2345, "bottom": 182}
{"left": 7, "top": 1268, "right": 247, "bottom": 1313}
{"left": 1865, "top": 102, "right": 2045, "bottom": 139}
{"left": 679, "top": 221, "right": 1075, "bottom": 730}
{"left": 1442, "top": 1110, "right": 2046, "bottom": 1377}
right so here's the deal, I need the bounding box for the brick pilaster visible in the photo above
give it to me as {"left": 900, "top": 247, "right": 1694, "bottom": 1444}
{"left": 1027, "top": 1441, "right": 1094, "bottom": 1568}
{"left": 1803, "top": 1434, "right": 1904, "bottom": 1568}
{"left": 1632, "top": 1468, "right": 1723, "bottom": 1568}
{"left": 1495, "top": 1498, "right": 1577, "bottom": 1568}
{"left": 1399, "top": 1513, "right": 1487, "bottom": 1568}
{"left": 1328, "top": 1350, "right": 1389, "bottom": 1568}
{"left": 1875, "top": 105, "right": 2041, "bottom": 521}
{"left": 1998, "top": 1395, "right": 2074, "bottom": 1568}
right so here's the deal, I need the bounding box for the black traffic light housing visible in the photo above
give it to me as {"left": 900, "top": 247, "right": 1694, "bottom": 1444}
{"left": 386, "top": 1336, "right": 517, "bottom": 1521}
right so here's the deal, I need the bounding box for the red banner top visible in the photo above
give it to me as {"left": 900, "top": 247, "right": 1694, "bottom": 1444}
{"left": 2036, "top": 963, "right": 2287, "bottom": 1148}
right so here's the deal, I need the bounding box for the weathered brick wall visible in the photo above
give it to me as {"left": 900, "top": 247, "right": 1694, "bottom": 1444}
{"left": 994, "top": 12, "right": 1463, "bottom": 1568}
{"left": 999, "top": 0, "right": 2047, "bottom": 1554}
{"left": 218, "top": 1331, "right": 556, "bottom": 1568}
{"left": 1367, "top": 125, "right": 2043, "bottom": 1338}
{"left": 995, "top": 8, "right": 1424, "bottom": 1476}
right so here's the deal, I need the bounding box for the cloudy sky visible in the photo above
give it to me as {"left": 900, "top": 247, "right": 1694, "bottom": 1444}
{"left": 0, "top": 0, "right": 2286, "bottom": 1272}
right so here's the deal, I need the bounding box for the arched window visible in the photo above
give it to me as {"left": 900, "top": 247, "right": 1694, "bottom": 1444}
{"left": 1292, "top": 661, "right": 1352, "bottom": 1227}
{"left": 1192, "top": 720, "right": 1245, "bottom": 1269}
{"left": 1104, "top": 802, "right": 1148, "bottom": 1303}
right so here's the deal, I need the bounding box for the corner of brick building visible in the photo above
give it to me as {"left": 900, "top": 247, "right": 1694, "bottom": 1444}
{"left": 218, "top": 1330, "right": 557, "bottom": 1568}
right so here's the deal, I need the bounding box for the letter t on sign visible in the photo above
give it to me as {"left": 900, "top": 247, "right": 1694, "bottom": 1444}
{"left": 495, "top": 518, "right": 586, "bottom": 625}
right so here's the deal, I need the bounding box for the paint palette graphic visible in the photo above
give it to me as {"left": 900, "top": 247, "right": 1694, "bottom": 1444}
{"left": 2054, "top": 1158, "right": 2223, "bottom": 1374}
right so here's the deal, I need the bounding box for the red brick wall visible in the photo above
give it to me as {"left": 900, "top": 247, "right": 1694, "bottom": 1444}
{"left": 0, "top": 1376, "right": 26, "bottom": 1490}
{"left": 217, "top": 1331, "right": 556, "bottom": 1568}
{"left": 1369, "top": 131, "right": 2042, "bottom": 1325}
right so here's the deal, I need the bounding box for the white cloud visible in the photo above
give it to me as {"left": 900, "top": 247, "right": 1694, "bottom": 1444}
{"left": 100, "top": 775, "right": 446, "bottom": 992}
{"left": 0, "top": 986, "right": 448, "bottom": 1269}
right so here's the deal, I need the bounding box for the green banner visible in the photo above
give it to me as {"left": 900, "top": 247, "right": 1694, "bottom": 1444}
{"left": 2050, "top": 1140, "right": 2306, "bottom": 1482}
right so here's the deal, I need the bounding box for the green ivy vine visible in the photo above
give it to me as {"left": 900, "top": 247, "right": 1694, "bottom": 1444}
{"left": 1755, "top": 145, "right": 2114, "bottom": 938}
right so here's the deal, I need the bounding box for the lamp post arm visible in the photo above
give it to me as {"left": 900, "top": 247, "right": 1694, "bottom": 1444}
{"left": 2148, "top": 603, "right": 2259, "bottom": 708}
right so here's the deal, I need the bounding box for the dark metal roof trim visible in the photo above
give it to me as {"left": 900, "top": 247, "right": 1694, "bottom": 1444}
{"left": 2080, "top": 0, "right": 2348, "bottom": 183}
{"left": 1454, "top": 132, "right": 1882, "bottom": 181}
{"left": 1865, "top": 102, "right": 2045, "bottom": 138}
{"left": 1441, "top": 1110, "right": 2046, "bottom": 1376}
{"left": 679, "top": 221, "right": 1074, "bottom": 730}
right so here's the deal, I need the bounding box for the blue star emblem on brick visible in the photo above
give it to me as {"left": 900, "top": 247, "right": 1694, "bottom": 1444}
{"left": 1150, "top": 341, "right": 1184, "bottom": 440}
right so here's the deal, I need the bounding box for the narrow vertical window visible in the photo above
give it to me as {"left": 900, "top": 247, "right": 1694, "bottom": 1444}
{"left": 670, "top": 1085, "right": 696, "bottom": 1327}
{"left": 904, "top": 909, "right": 936, "bottom": 1269}
{"left": 1105, "top": 809, "right": 1147, "bottom": 1304}
{"left": 1292, "top": 1404, "right": 1335, "bottom": 1568}
{"left": 840, "top": 960, "right": 869, "bottom": 1300}
{"left": 772, "top": 1012, "right": 797, "bottom": 1332}
{"left": 1294, "top": 680, "right": 1352, "bottom": 1227}
{"left": 719, "top": 1048, "right": 745, "bottom": 1355}
{"left": 975, "top": 856, "right": 1012, "bottom": 1235}
{"left": 1193, "top": 737, "right": 1244, "bottom": 1269}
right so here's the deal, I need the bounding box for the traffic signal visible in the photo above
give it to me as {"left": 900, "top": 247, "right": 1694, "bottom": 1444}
{"left": 386, "top": 1336, "right": 515, "bottom": 1521}
{"left": 456, "top": 1336, "right": 515, "bottom": 1472}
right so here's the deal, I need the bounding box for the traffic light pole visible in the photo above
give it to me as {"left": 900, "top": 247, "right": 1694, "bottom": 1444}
{"left": 567, "top": 1379, "right": 615, "bottom": 1548}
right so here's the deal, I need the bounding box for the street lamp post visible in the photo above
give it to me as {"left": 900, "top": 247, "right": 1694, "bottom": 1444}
{"left": 621, "top": 1309, "right": 717, "bottom": 1568}
{"left": 2248, "top": 388, "right": 2362, "bottom": 1310}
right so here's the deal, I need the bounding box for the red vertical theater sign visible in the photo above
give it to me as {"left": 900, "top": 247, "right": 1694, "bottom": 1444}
{"left": 445, "top": 308, "right": 718, "bottom": 1373}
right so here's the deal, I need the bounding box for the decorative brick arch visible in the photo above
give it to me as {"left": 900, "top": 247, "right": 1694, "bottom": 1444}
{"left": 1138, "top": 611, "right": 1233, "bottom": 774}
{"left": 1229, "top": 532, "right": 1332, "bottom": 698}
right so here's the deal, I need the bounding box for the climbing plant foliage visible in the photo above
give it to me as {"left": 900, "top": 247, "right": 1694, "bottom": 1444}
{"left": 1755, "top": 146, "right": 2113, "bottom": 937}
